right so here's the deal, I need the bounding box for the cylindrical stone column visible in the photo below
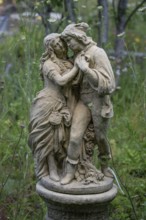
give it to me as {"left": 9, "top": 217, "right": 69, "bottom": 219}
{"left": 36, "top": 177, "right": 117, "bottom": 220}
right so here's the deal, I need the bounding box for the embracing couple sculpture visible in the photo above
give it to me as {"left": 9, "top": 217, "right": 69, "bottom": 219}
{"left": 28, "top": 23, "right": 115, "bottom": 186}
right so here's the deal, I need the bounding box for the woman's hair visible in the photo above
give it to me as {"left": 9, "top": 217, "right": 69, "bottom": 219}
{"left": 40, "top": 33, "right": 60, "bottom": 81}
{"left": 40, "top": 33, "right": 69, "bottom": 81}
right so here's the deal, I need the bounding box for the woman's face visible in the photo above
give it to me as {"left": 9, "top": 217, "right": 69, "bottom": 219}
{"left": 51, "top": 37, "right": 67, "bottom": 58}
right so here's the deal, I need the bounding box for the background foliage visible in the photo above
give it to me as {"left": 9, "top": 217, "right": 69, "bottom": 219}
{"left": 0, "top": 0, "right": 146, "bottom": 219}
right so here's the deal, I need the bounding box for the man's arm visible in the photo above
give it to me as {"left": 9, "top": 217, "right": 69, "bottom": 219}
{"left": 76, "top": 48, "right": 115, "bottom": 94}
{"left": 75, "top": 55, "right": 99, "bottom": 87}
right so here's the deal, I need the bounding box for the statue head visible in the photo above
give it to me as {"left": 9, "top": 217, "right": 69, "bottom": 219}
{"left": 44, "top": 33, "right": 60, "bottom": 48}
{"left": 40, "top": 33, "right": 68, "bottom": 80}
{"left": 61, "top": 23, "right": 94, "bottom": 53}
{"left": 44, "top": 33, "right": 67, "bottom": 59}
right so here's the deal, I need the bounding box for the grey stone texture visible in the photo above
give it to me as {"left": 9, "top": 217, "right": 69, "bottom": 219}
{"left": 37, "top": 181, "right": 117, "bottom": 220}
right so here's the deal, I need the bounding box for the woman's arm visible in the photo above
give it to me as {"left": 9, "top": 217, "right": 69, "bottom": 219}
{"left": 43, "top": 61, "right": 78, "bottom": 86}
{"left": 53, "top": 65, "right": 78, "bottom": 86}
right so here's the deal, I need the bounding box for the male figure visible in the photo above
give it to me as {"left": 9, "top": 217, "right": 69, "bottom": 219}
{"left": 61, "top": 23, "right": 115, "bottom": 184}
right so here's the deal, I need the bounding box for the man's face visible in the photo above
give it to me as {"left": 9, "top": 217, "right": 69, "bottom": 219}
{"left": 65, "top": 36, "right": 83, "bottom": 53}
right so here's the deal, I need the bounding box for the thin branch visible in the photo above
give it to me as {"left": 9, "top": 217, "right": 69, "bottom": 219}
{"left": 55, "top": 15, "right": 65, "bottom": 33}
{"left": 124, "top": 0, "right": 146, "bottom": 28}
{"left": 35, "top": 10, "right": 53, "bottom": 35}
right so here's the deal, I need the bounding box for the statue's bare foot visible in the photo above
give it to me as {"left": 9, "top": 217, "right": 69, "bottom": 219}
{"left": 50, "top": 170, "right": 60, "bottom": 182}
{"left": 60, "top": 173, "right": 74, "bottom": 185}
{"left": 61, "top": 161, "right": 76, "bottom": 184}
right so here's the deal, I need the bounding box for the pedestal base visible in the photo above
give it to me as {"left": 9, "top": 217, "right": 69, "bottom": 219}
{"left": 45, "top": 202, "right": 109, "bottom": 220}
{"left": 36, "top": 178, "right": 117, "bottom": 220}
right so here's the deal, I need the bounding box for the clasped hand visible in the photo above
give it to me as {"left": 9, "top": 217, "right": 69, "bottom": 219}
{"left": 75, "top": 53, "right": 90, "bottom": 72}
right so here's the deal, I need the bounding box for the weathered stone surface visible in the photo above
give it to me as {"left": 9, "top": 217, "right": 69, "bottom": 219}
{"left": 45, "top": 203, "right": 109, "bottom": 220}
{"left": 36, "top": 182, "right": 117, "bottom": 205}
{"left": 28, "top": 22, "right": 117, "bottom": 219}
{"left": 40, "top": 176, "right": 113, "bottom": 195}
{"left": 28, "top": 23, "right": 116, "bottom": 185}
{"left": 36, "top": 182, "right": 117, "bottom": 220}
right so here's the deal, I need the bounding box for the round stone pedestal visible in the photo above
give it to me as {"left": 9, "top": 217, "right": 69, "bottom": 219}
{"left": 36, "top": 177, "right": 117, "bottom": 220}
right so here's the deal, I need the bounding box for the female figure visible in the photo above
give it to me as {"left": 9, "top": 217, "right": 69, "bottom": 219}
{"left": 28, "top": 33, "right": 78, "bottom": 182}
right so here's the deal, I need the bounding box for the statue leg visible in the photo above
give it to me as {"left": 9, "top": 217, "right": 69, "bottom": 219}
{"left": 91, "top": 111, "right": 113, "bottom": 178}
{"left": 92, "top": 116, "right": 111, "bottom": 157}
{"left": 61, "top": 101, "right": 91, "bottom": 185}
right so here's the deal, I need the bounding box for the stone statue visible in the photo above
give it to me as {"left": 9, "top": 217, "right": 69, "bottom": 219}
{"left": 61, "top": 23, "right": 115, "bottom": 184}
{"left": 28, "top": 33, "right": 78, "bottom": 181}
{"left": 28, "top": 23, "right": 115, "bottom": 185}
{"left": 28, "top": 23, "right": 117, "bottom": 220}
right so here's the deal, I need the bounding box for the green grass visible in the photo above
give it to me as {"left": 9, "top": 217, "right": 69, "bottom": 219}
{"left": 108, "top": 62, "right": 146, "bottom": 219}
{"left": 0, "top": 21, "right": 45, "bottom": 220}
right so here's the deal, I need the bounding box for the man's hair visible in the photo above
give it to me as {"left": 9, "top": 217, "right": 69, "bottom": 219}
{"left": 61, "top": 23, "right": 94, "bottom": 45}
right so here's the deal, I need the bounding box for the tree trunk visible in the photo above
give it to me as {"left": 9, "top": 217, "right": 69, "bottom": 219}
{"left": 114, "top": 0, "right": 128, "bottom": 87}
{"left": 97, "top": 0, "right": 109, "bottom": 47}
{"left": 64, "top": 0, "right": 76, "bottom": 23}
{"left": 115, "top": 0, "right": 128, "bottom": 59}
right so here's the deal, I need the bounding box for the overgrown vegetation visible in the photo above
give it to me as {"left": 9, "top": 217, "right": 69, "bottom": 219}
{"left": 109, "top": 63, "right": 146, "bottom": 220}
{"left": 0, "top": 1, "right": 146, "bottom": 220}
